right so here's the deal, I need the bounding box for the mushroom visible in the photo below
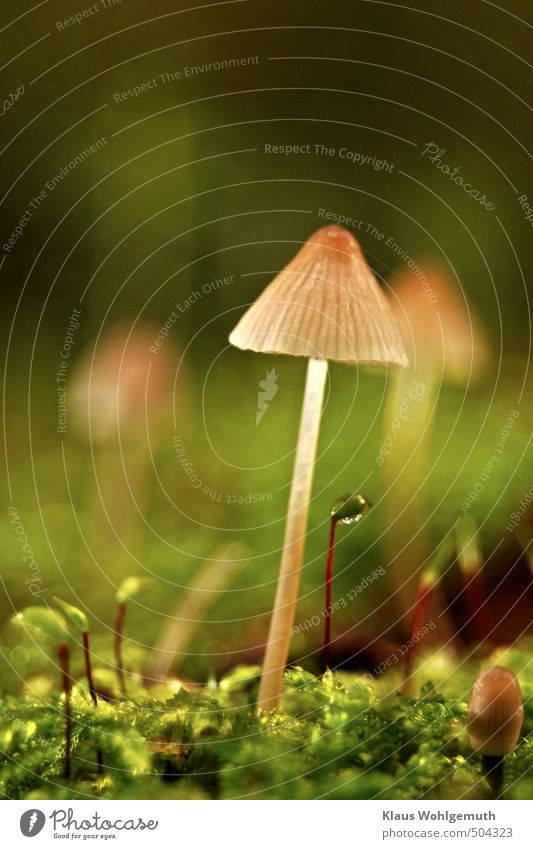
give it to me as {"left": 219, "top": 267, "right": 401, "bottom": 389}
{"left": 391, "top": 261, "right": 490, "bottom": 386}
{"left": 467, "top": 665, "right": 523, "bottom": 797}
{"left": 229, "top": 225, "right": 408, "bottom": 710}
{"left": 70, "top": 320, "right": 176, "bottom": 443}
{"left": 69, "top": 321, "right": 178, "bottom": 562}
{"left": 383, "top": 261, "right": 490, "bottom": 635}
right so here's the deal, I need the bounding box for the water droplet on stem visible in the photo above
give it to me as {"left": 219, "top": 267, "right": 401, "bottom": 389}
{"left": 330, "top": 493, "right": 372, "bottom": 525}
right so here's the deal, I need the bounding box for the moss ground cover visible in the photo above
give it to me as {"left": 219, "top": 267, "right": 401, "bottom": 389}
{"left": 1, "top": 647, "right": 531, "bottom": 801}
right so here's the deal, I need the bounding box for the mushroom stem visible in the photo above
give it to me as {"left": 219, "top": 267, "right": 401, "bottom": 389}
{"left": 482, "top": 754, "right": 504, "bottom": 798}
{"left": 258, "top": 357, "right": 328, "bottom": 711}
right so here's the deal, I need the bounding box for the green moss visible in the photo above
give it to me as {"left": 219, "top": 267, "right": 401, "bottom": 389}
{"left": 1, "top": 664, "right": 531, "bottom": 800}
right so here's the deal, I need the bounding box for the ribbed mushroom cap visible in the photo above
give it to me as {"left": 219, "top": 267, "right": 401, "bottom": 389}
{"left": 467, "top": 666, "right": 524, "bottom": 756}
{"left": 229, "top": 226, "right": 408, "bottom": 366}
{"left": 390, "top": 262, "right": 490, "bottom": 384}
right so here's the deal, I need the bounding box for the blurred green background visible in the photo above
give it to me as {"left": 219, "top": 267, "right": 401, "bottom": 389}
{"left": 1, "top": 0, "right": 531, "bottom": 683}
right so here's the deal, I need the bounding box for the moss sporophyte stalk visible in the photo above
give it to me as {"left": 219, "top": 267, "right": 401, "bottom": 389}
{"left": 456, "top": 517, "right": 496, "bottom": 645}
{"left": 58, "top": 641, "right": 72, "bottom": 779}
{"left": 323, "top": 494, "right": 372, "bottom": 672}
{"left": 401, "top": 533, "right": 455, "bottom": 694}
{"left": 53, "top": 597, "right": 103, "bottom": 771}
{"left": 113, "top": 576, "right": 148, "bottom": 694}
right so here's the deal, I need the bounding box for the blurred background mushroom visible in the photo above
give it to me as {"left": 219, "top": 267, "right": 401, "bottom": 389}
{"left": 70, "top": 320, "right": 178, "bottom": 444}
{"left": 69, "top": 321, "right": 179, "bottom": 569}
{"left": 381, "top": 262, "right": 491, "bottom": 641}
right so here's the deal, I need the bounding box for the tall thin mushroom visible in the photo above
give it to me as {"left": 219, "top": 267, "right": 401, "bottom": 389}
{"left": 229, "top": 226, "right": 408, "bottom": 710}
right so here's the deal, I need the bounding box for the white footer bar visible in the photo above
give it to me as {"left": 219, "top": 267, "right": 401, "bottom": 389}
{"left": 3, "top": 800, "right": 530, "bottom": 848}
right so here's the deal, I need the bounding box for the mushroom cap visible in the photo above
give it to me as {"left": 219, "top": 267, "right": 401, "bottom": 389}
{"left": 467, "top": 666, "right": 524, "bottom": 756}
{"left": 70, "top": 321, "right": 176, "bottom": 442}
{"left": 229, "top": 226, "right": 408, "bottom": 366}
{"left": 389, "top": 261, "right": 490, "bottom": 384}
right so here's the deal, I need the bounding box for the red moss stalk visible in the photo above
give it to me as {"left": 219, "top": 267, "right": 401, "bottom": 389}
{"left": 114, "top": 601, "right": 127, "bottom": 694}
{"left": 321, "top": 494, "right": 371, "bottom": 674}
{"left": 402, "top": 533, "right": 454, "bottom": 693}
{"left": 456, "top": 517, "right": 495, "bottom": 644}
{"left": 402, "top": 567, "right": 435, "bottom": 692}
{"left": 322, "top": 519, "right": 338, "bottom": 672}
{"left": 82, "top": 631, "right": 98, "bottom": 706}
{"left": 463, "top": 571, "right": 495, "bottom": 644}
{"left": 83, "top": 630, "right": 103, "bottom": 772}
{"left": 58, "top": 641, "right": 72, "bottom": 779}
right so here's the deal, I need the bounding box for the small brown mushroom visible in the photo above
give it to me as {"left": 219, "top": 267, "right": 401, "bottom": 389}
{"left": 468, "top": 665, "right": 524, "bottom": 797}
{"left": 230, "top": 225, "right": 407, "bottom": 710}
{"left": 468, "top": 665, "right": 523, "bottom": 756}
